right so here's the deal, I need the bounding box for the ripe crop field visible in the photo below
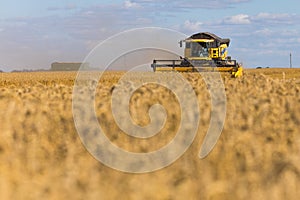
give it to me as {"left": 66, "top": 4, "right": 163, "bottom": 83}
{"left": 1, "top": 69, "right": 300, "bottom": 199}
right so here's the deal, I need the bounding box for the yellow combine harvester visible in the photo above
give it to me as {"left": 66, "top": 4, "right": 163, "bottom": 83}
{"left": 151, "top": 32, "right": 243, "bottom": 77}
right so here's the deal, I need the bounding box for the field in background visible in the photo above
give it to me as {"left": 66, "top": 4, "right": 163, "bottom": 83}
{"left": 1, "top": 68, "right": 300, "bottom": 199}
{"left": 246, "top": 68, "right": 300, "bottom": 79}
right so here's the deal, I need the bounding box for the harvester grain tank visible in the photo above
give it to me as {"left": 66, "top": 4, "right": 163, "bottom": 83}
{"left": 151, "top": 32, "right": 243, "bottom": 77}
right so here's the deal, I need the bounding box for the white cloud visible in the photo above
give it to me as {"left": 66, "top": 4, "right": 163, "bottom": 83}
{"left": 255, "top": 12, "right": 289, "bottom": 20}
{"left": 218, "top": 12, "right": 298, "bottom": 27}
{"left": 136, "top": 18, "right": 152, "bottom": 24}
{"left": 124, "top": 0, "right": 141, "bottom": 9}
{"left": 64, "top": 4, "right": 77, "bottom": 10}
{"left": 254, "top": 28, "right": 273, "bottom": 36}
{"left": 182, "top": 20, "right": 202, "bottom": 32}
{"left": 132, "top": 0, "right": 251, "bottom": 10}
{"left": 225, "top": 14, "right": 251, "bottom": 24}
{"left": 47, "top": 4, "right": 78, "bottom": 11}
{"left": 226, "top": 0, "right": 250, "bottom": 3}
{"left": 252, "top": 12, "right": 297, "bottom": 24}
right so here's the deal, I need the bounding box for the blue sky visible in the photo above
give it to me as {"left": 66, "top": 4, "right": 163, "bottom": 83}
{"left": 0, "top": 0, "right": 300, "bottom": 71}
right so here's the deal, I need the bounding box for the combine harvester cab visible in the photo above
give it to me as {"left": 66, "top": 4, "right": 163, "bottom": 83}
{"left": 151, "top": 32, "right": 243, "bottom": 77}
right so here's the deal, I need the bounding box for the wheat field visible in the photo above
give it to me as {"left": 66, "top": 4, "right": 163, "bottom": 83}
{"left": 1, "top": 69, "right": 300, "bottom": 199}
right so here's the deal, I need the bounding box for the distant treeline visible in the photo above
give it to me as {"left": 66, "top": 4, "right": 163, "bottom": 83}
{"left": 10, "top": 69, "right": 50, "bottom": 73}
{"left": 3, "top": 62, "right": 96, "bottom": 72}
{"left": 51, "top": 62, "right": 91, "bottom": 71}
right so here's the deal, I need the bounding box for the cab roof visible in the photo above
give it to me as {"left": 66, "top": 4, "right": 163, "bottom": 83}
{"left": 188, "top": 32, "right": 230, "bottom": 46}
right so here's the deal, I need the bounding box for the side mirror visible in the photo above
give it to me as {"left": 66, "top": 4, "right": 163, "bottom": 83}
{"left": 179, "top": 40, "right": 183, "bottom": 48}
